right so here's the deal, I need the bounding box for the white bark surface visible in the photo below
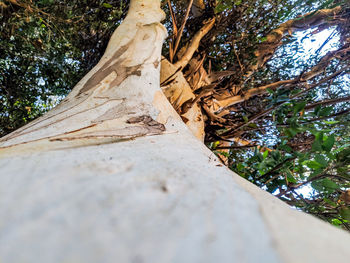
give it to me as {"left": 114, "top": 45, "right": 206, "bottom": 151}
{"left": 1, "top": 129, "right": 350, "bottom": 263}
{"left": 1, "top": 1, "right": 350, "bottom": 262}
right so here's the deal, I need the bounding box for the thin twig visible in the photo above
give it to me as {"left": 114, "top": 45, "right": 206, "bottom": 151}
{"left": 172, "top": 0, "right": 193, "bottom": 59}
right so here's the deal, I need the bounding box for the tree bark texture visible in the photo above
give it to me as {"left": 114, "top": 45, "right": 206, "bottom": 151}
{"left": 0, "top": 1, "right": 350, "bottom": 262}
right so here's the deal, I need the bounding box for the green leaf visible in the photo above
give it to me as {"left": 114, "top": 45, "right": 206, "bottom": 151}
{"left": 256, "top": 152, "right": 263, "bottom": 162}
{"left": 237, "top": 163, "right": 245, "bottom": 171}
{"left": 323, "top": 120, "right": 339, "bottom": 125}
{"left": 214, "top": 2, "right": 233, "bottom": 13}
{"left": 334, "top": 143, "right": 350, "bottom": 153}
{"left": 260, "top": 36, "right": 267, "bottom": 43}
{"left": 271, "top": 151, "right": 281, "bottom": 161}
{"left": 319, "top": 106, "right": 333, "bottom": 117}
{"left": 258, "top": 162, "right": 266, "bottom": 171}
{"left": 293, "top": 101, "right": 306, "bottom": 114}
{"left": 321, "top": 178, "right": 339, "bottom": 191}
{"left": 314, "top": 105, "right": 321, "bottom": 116}
{"left": 212, "top": 141, "right": 220, "bottom": 149}
{"left": 312, "top": 139, "right": 322, "bottom": 152}
{"left": 337, "top": 148, "right": 350, "bottom": 162}
{"left": 102, "top": 3, "right": 113, "bottom": 8}
{"left": 331, "top": 218, "right": 342, "bottom": 226}
{"left": 309, "top": 168, "right": 324, "bottom": 178}
{"left": 266, "top": 88, "right": 274, "bottom": 94}
{"left": 312, "top": 132, "right": 323, "bottom": 152}
{"left": 322, "top": 134, "right": 335, "bottom": 152}
{"left": 311, "top": 178, "right": 338, "bottom": 192}
{"left": 324, "top": 198, "right": 337, "bottom": 207}
{"left": 303, "top": 160, "right": 323, "bottom": 169}
{"left": 340, "top": 207, "right": 350, "bottom": 221}
{"left": 248, "top": 123, "right": 258, "bottom": 128}
{"left": 326, "top": 151, "right": 336, "bottom": 160}
{"left": 263, "top": 150, "right": 269, "bottom": 159}
{"left": 311, "top": 180, "right": 324, "bottom": 191}
{"left": 279, "top": 145, "right": 293, "bottom": 152}
{"left": 314, "top": 154, "right": 328, "bottom": 167}
{"left": 286, "top": 128, "right": 298, "bottom": 137}
{"left": 286, "top": 169, "right": 297, "bottom": 183}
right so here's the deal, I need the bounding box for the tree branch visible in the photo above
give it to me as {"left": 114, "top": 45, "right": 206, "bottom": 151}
{"left": 172, "top": 0, "right": 194, "bottom": 60}
{"left": 174, "top": 18, "right": 216, "bottom": 70}
{"left": 245, "top": 6, "right": 342, "bottom": 78}
{"left": 215, "top": 44, "right": 350, "bottom": 113}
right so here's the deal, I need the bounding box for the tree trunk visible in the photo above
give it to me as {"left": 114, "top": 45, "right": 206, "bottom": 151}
{"left": 0, "top": 1, "right": 350, "bottom": 262}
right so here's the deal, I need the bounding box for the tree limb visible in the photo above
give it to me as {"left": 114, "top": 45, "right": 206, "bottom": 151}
{"left": 245, "top": 6, "right": 342, "bottom": 78}
{"left": 174, "top": 17, "right": 216, "bottom": 70}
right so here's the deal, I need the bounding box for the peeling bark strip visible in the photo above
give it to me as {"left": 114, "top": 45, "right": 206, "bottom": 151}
{"left": 127, "top": 115, "right": 166, "bottom": 132}
{"left": 50, "top": 126, "right": 160, "bottom": 142}
{"left": 160, "top": 57, "right": 205, "bottom": 140}
{"left": 159, "top": 15, "right": 216, "bottom": 141}
{"left": 77, "top": 44, "right": 133, "bottom": 95}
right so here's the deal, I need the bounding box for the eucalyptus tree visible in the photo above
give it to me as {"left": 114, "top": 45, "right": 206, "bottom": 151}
{"left": 1, "top": 0, "right": 350, "bottom": 262}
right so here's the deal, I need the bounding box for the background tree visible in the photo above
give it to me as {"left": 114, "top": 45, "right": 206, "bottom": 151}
{"left": 1, "top": 0, "right": 350, "bottom": 230}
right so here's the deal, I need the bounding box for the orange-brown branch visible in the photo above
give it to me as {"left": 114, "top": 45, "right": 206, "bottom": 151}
{"left": 215, "top": 44, "right": 350, "bottom": 113}
{"left": 174, "top": 18, "right": 216, "bottom": 70}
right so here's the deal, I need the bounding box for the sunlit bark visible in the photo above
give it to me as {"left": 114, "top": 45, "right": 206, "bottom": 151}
{"left": 1, "top": 1, "right": 350, "bottom": 262}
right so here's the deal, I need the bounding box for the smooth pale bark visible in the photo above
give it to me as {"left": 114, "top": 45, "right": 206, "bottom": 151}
{"left": 1, "top": 1, "right": 350, "bottom": 262}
